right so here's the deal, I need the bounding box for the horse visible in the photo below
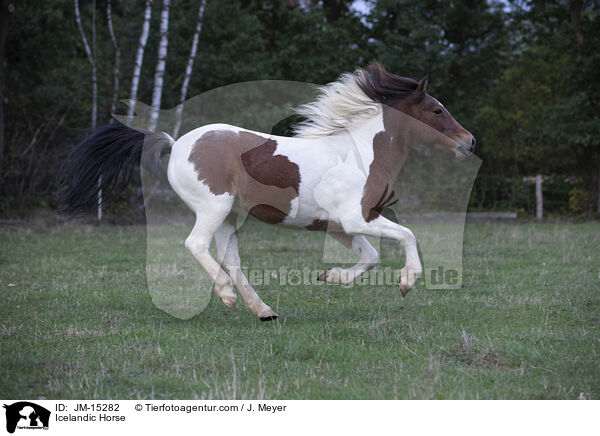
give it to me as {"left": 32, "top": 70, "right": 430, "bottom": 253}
{"left": 58, "top": 62, "right": 476, "bottom": 321}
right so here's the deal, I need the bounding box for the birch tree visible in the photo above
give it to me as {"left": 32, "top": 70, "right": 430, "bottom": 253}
{"left": 75, "top": 0, "right": 102, "bottom": 219}
{"left": 149, "top": 0, "right": 171, "bottom": 131}
{"left": 128, "top": 0, "right": 153, "bottom": 117}
{"left": 107, "top": 0, "right": 120, "bottom": 118}
{"left": 172, "top": 0, "right": 207, "bottom": 139}
{"left": 74, "top": 0, "right": 97, "bottom": 130}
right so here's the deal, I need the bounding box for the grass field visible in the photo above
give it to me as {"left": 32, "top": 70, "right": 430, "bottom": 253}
{"left": 0, "top": 219, "right": 598, "bottom": 399}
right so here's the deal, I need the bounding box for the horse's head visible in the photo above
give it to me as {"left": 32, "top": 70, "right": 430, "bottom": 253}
{"left": 356, "top": 63, "right": 475, "bottom": 158}
{"left": 388, "top": 76, "right": 475, "bottom": 158}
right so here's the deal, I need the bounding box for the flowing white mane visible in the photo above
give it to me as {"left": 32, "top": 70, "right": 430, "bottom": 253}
{"left": 293, "top": 69, "right": 382, "bottom": 139}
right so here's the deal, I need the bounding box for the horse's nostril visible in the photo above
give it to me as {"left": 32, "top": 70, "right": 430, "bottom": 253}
{"left": 471, "top": 137, "right": 476, "bottom": 150}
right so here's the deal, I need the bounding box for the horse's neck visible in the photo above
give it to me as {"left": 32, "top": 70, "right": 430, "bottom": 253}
{"left": 343, "top": 114, "right": 386, "bottom": 174}
{"left": 345, "top": 112, "right": 409, "bottom": 182}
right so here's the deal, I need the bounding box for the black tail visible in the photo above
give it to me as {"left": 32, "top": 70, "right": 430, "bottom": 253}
{"left": 57, "top": 122, "right": 173, "bottom": 216}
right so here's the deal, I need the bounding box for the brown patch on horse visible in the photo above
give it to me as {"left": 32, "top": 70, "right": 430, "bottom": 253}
{"left": 305, "top": 219, "right": 345, "bottom": 232}
{"left": 306, "top": 219, "right": 329, "bottom": 231}
{"left": 359, "top": 63, "right": 474, "bottom": 152}
{"left": 391, "top": 94, "right": 470, "bottom": 149}
{"left": 360, "top": 90, "right": 473, "bottom": 222}
{"left": 248, "top": 204, "right": 290, "bottom": 224}
{"left": 189, "top": 130, "right": 300, "bottom": 224}
{"left": 240, "top": 139, "right": 299, "bottom": 193}
{"left": 361, "top": 126, "right": 408, "bottom": 222}
{"left": 239, "top": 135, "right": 300, "bottom": 223}
{"left": 189, "top": 130, "right": 236, "bottom": 195}
{"left": 306, "top": 220, "right": 352, "bottom": 250}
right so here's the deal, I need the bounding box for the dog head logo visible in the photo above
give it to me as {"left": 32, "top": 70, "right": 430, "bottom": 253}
{"left": 3, "top": 402, "right": 50, "bottom": 433}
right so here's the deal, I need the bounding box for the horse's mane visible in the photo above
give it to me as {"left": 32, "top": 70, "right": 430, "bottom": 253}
{"left": 293, "top": 62, "right": 420, "bottom": 138}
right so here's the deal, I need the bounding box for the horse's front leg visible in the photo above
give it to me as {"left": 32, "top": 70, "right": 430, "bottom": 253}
{"left": 340, "top": 215, "right": 422, "bottom": 296}
{"left": 319, "top": 234, "right": 379, "bottom": 285}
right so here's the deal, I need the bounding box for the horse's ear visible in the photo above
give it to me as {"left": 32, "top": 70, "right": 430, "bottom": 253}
{"left": 416, "top": 76, "right": 428, "bottom": 93}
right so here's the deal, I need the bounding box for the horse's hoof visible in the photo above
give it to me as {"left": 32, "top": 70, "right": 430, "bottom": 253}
{"left": 221, "top": 297, "right": 237, "bottom": 309}
{"left": 259, "top": 308, "right": 278, "bottom": 321}
{"left": 400, "top": 285, "right": 412, "bottom": 297}
{"left": 399, "top": 266, "right": 421, "bottom": 297}
{"left": 318, "top": 268, "right": 347, "bottom": 284}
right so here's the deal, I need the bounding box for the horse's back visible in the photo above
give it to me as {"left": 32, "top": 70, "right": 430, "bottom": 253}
{"left": 167, "top": 124, "right": 307, "bottom": 224}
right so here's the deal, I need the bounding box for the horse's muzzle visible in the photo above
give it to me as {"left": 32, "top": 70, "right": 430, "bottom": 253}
{"left": 455, "top": 135, "right": 476, "bottom": 158}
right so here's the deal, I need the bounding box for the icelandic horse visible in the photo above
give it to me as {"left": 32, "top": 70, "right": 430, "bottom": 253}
{"left": 59, "top": 62, "right": 476, "bottom": 321}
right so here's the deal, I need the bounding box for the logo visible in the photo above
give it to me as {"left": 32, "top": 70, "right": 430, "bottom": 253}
{"left": 3, "top": 402, "right": 50, "bottom": 434}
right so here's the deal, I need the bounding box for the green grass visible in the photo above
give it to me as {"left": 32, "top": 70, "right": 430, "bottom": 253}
{"left": 0, "top": 220, "right": 598, "bottom": 399}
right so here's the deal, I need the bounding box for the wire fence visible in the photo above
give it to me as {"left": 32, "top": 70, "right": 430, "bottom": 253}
{"left": 470, "top": 173, "right": 593, "bottom": 217}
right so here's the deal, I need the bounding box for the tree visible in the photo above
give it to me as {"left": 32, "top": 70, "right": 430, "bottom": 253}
{"left": 149, "top": 0, "right": 171, "bottom": 131}
{"left": 74, "top": 0, "right": 97, "bottom": 130}
{"left": 129, "top": 0, "right": 153, "bottom": 117}
{"left": 1, "top": 0, "right": 598, "bottom": 218}
{"left": 107, "top": 0, "right": 120, "bottom": 117}
{"left": 75, "top": 0, "right": 102, "bottom": 219}
{"left": 569, "top": 0, "right": 585, "bottom": 47}
{"left": 173, "top": 0, "right": 206, "bottom": 139}
{"left": 516, "top": 0, "right": 600, "bottom": 213}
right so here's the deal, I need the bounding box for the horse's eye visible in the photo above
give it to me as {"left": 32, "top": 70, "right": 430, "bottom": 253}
{"left": 433, "top": 108, "right": 443, "bottom": 115}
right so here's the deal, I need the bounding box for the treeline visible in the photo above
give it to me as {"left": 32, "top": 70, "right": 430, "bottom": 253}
{"left": 1, "top": 0, "right": 599, "bottom": 218}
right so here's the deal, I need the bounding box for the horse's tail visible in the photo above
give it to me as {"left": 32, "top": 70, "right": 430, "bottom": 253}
{"left": 57, "top": 121, "right": 174, "bottom": 215}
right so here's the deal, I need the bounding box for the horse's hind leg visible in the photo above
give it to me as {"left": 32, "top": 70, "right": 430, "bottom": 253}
{"left": 185, "top": 208, "right": 237, "bottom": 309}
{"left": 318, "top": 234, "right": 378, "bottom": 285}
{"left": 214, "top": 217, "right": 278, "bottom": 321}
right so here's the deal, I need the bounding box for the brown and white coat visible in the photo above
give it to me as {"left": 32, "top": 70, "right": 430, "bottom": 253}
{"left": 165, "top": 63, "right": 475, "bottom": 320}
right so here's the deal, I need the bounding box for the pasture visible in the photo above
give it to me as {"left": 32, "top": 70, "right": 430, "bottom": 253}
{"left": 0, "top": 220, "right": 598, "bottom": 399}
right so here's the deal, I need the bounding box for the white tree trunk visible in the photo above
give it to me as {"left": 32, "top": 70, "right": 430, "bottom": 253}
{"left": 128, "top": 0, "right": 153, "bottom": 117}
{"left": 107, "top": 0, "right": 120, "bottom": 118}
{"left": 75, "top": 0, "right": 101, "bottom": 219}
{"left": 149, "top": 0, "right": 171, "bottom": 132}
{"left": 74, "top": 0, "right": 97, "bottom": 130}
{"left": 172, "top": 0, "right": 207, "bottom": 139}
{"left": 92, "top": 1, "right": 101, "bottom": 220}
{"left": 535, "top": 174, "right": 543, "bottom": 220}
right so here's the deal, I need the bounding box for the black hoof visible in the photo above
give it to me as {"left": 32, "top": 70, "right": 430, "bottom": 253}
{"left": 400, "top": 285, "right": 412, "bottom": 297}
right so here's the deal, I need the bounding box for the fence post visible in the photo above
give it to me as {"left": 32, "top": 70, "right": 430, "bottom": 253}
{"left": 536, "top": 174, "right": 543, "bottom": 219}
